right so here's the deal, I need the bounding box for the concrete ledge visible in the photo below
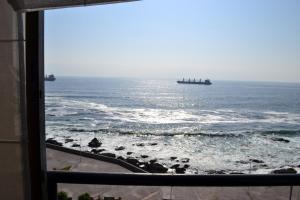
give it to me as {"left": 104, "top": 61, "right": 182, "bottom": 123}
{"left": 46, "top": 143, "right": 148, "bottom": 173}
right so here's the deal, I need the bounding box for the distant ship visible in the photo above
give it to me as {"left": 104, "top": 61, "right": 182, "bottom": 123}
{"left": 45, "top": 74, "right": 56, "bottom": 81}
{"left": 177, "top": 78, "right": 212, "bottom": 85}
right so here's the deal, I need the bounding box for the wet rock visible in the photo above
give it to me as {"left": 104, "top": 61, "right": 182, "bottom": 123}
{"left": 91, "top": 149, "right": 105, "bottom": 154}
{"left": 65, "top": 138, "right": 74, "bottom": 143}
{"left": 88, "top": 138, "right": 102, "bottom": 148}
{"left": 259, "top": 164, "right": 269, "bottom": 168}
{"left": 206, "top": 170, "right": 226, "bottom": 175}
{"left": 145, "top": 163, "right": 168, "bottom": 173}
{"left": 170, "top": 157, "right": 177, "bottom": 161}
{"left": 100, "top": 153, "right": 116, "bottom": 158}
{"left": 149, "top": 159, "right": 157, "bottom": 164}
{"left": 249, "top": 159, "right": 264, "bottom": 164}
{"left": 127, "top": 152, "right": 133, "bottom": 155}
{"left": 271, "top": 168, "right": 297, "bottom": 174}
{"left": 236, "top": 160, "right": 250, "bottom": 164}
{"left": 136, "top": 143, "right": 145, "bottom": 147}
{"left": 230, "top": 172, "right": 245, "bottom": 174}
{"left": 170, "top": 164, "right": 180, "bottom": 169}
{"left": 115, "top": 146, "right": 125, "bottom": 151}
{"left": 271, "top": 137, "right": 290, "bottom": 143}
{"left": 125, "top": 157, "right": 140, "bottom": 166}
{"left": 117, "top": 156, "right": 125, "bottom": 160}
{"left": 71, "top": 143, "right": 80, "bottom": 147}
{"left": 141, "top": 155, "right": 149, "bottom": 159}
{"left": 46, "top": 139, "right": 63, "bottom": 146}
{"left": 175, "top": 167, "right": 186, "bottom": 174}
{"left": 183, "top": 164, "right": 190, "bottom": 169}
{"left": 181, "top": 158, "right": 190, "bottom": 163}
{"left": 149, "top": 143, "right": 158, "bottom": 146}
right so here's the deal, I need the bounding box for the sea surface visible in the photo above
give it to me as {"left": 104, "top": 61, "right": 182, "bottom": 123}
{"left": 45, "top": 77, "right": 300, "bottom": 174}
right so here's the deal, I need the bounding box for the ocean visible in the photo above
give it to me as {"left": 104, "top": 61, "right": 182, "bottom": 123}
{"left": 45, "top": 77, "right": 300, "bottom": 174}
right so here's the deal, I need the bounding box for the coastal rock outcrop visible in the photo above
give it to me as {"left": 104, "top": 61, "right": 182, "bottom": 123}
{"left": 46, "top": 138, "right": 63, "bottom": 146}
{"left": 125, "top": 157, "right": 140, "bottom": 166}
{"left": 88, "top": 138, "right": 102, "bottom": 148}
{"left": 271, "top": 168, "right": 297, "bottom": 174}
{"left": 206, "top": 170, "right": 226, "bottom": 174}
{"left": 65, "top": 138, "right": 74, "bottom": 143}
{"left": 144, "top": 163, "right": 168, "bottom": 173}
{"left": 115, "top": 146, "right": 125, "bottom": 151}
{"left": 91, "top": 149, "right": 105, "bottom": 154}
{"left": 271, "top": 137, "right": 290, "bottom": 143}
{"left": 170, "top": 157, "right": 177, "bottom": 161}
{"left": 181, "top": 158, "right": 190, "bottom": 163}
{"left": 249, "top": 159, "right": 264, "bottom": 164}
{"left": 71, "top": 143, "right": 80, "bottom": 147}
{"left": 175, "top": 167, "right": 186, "bottom": 174}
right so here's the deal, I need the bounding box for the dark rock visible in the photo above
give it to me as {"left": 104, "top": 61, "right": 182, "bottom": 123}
{"left": 230, "top": 172, "right": 245, "bottom": 174}
{"left": 91, "top": 149, "right": 105, "bottom": 154}
{"left": 175, "top": 167, "right": 186, "bottom": 174}
{"left": 115, "top": 146, "right": 125, "bottom": 151}
{"left": 117, "top": 156, "right": 125, "bottom": 160}
{"left": 100, "top": 153, "right": 116, "bottom": 158}
{"left": 145, "top": 163, "right": 168, "bottom": 173}
{"left": 88, "top": 138, "right": 102, "bottom": 148}
{"left": 65, "top": 138, "right": 74, "bottom": 143}
{"left": 71, "top": 143, "right": 80, "bottom": 147}
{"left": 183, "top": 164, "right": 190, "bottom": 169}
{"left": 249, "top": 159, "right": 264, "bottom": 164}
{"left": 271, "top": 137, "right": 290, "bottom": 143}
{"left": 170, "top": 157, "right": 177, "bottom": 161}
{"left": 206, "top": 170, "right": 226, "bottom": 175}
{"left": 181, "top": 158, "right": 190, "bottom": 163}
{"left": 149, "top": 159, "right": 157, "bottom": 164}
{"left": 46, "top": 139, "right": 63, "bottom": 146}
{"left": 125, "top": 157, "right": 140, "bottom": 166}
{"left": 170, "top": 164, "right": 180, "bottom": 169}
{"left": 259, "top": 164, "right": 269, "bottom": 168}
{"left": 149, "top": 143, "right": 158, "bottom": 146}
{"left": 127, "top": 152, "right": 133, "bottom": 155}
{"left": 271, "top": 168, "right": 297, "bottom": 174}
{"left": 136, "top": 143, "right": 145, "bottom": 147}
{"left": 141, "top": 155, "right": 149, "bottom": 159}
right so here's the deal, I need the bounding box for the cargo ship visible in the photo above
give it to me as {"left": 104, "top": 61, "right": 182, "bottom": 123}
{"left": 177, "top": 78, "right": 212, "bottom": 85}
{"left": 45, "top": 74, "right": 56, "bottom": 81}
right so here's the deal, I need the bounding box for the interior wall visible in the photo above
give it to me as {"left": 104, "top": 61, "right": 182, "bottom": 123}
{"left": 0, "top": 0, "right": 27, "bottom": 199}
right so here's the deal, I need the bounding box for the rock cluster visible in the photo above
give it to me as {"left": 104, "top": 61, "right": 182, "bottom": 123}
{"left": 46, "top": 138, "right": 63, "bottom": 146}
{"left": 88, "top": 138, "right": 102, "bottom": 148}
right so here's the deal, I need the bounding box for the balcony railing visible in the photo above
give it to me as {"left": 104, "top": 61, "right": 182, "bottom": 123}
{"left": 47, "top": 171, "right": 300, "bottom": 200}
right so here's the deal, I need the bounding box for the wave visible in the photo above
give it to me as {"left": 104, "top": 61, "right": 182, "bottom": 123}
{"left": 46, "top": 95, "right": 126, "bottom": 99}
{"left": 45, "top": 99, "right": 300, "bottom": 125}
{"left": 260, "top": 130, "right": 300, "bottom": 136}
{"left": 65, "top": 126, "right": 300, "bottom": 138}
{"left": 66, "top": 127, "right": 245, "bottom": 137}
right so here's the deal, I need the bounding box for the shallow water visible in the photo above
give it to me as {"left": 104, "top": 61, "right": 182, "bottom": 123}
{"left": 45, "top": 77, "right": 300, "bottom": 174}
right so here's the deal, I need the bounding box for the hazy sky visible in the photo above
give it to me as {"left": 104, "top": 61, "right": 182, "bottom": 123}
{"left": 45, "top": 0, "right": 300, "bottom": 82}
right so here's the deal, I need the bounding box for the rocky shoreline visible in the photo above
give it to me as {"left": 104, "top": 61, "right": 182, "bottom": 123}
{"left": 46, "top": 137, "right": 299, "bottom": 175}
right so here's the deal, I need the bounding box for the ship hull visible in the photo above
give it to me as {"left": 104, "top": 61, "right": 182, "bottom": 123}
{"left": 177, "top": 81, "right": 211, "bottom": 85}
